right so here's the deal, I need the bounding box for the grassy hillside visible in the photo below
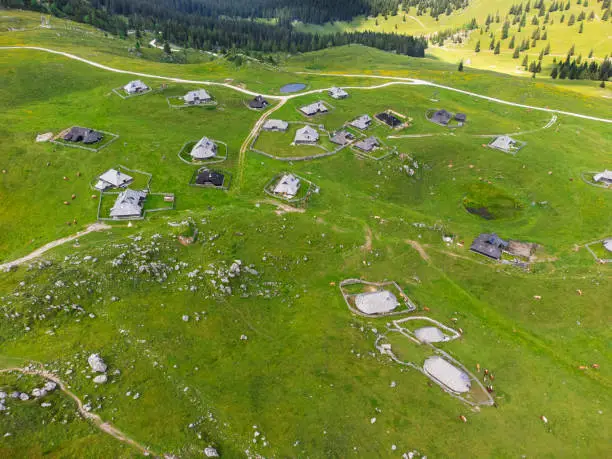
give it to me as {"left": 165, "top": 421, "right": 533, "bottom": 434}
{"left": 296, "top": 1, "right": 612, "bottom": 77}
{"left": 0, "top": 9, "right": 611, "bottom": 459}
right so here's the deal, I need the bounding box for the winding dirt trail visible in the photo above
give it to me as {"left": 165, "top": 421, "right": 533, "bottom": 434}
{"left": 296, "top": 71, "right": 612, "bottom": 124}
{"left": 1, "top": 47, "right": 610, "bottom": 123}
{"left": 0, "top": 367, "right": 154, "bottom": 456}
{"left": 0, "top": 223, "right": 110, "bottom": 272}
{"left": 237, "top": 99, "right": 287, "bottom": 190}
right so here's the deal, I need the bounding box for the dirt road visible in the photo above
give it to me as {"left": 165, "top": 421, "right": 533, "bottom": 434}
{"left": 0, "top": 223, "right": 110, "bottom": 272}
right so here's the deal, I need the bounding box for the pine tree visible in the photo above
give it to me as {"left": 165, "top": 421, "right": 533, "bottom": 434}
{"left": 522, "top": 55, "right": 529, "bottom": 67}
{"left": 568, "top": 14, "right": 575, "bottom": 25}
{"left": 502, "top": 21, "right": 510, "bottom": 39}
{"left": 513, "top": 47, "right": 520, "bottom": 58}
{"left": 509, "top": 35, "right": 516, "bottom": 48}
{"left": 579, "top": 22, "right": 584, "bottom": 33}
{"left": 489, "top": 37, "right": 495, "bottom": 50}
{"left": 458, "top": 60, "right": 464, "bottom": 71}
{"left": 551, "top": 67, "right": 559, "bottom": 78}
{"left": 588, "top": 49, "right": 593, "bottom": 58}
{"left": 163, "top": 41, "right": 171, "bottom": 54}
{"left": 475, "top": 40, "right": 481, "bottom": 52}
{"left": 494, "top": 41, "right": 501, "bottom": 54}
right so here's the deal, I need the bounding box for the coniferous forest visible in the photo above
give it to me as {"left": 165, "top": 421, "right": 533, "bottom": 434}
{"left": 2, "top": 0, "right": 429, "bottom": 57}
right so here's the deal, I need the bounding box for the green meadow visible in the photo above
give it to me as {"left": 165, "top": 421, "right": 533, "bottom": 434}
{"left": 296, "top": 2, "right": 612, "bottom": 78}
{"left": 0, "top": 10, "right": 611, "bottom": 459}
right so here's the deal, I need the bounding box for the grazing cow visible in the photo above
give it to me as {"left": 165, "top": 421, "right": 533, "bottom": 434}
{"left": 459, "top": 415, "right": 467, "bottom": 423}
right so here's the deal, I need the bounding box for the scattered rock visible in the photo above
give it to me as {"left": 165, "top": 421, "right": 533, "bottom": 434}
{"left": 88, "top": 353, "right": 108, "bottom": 373}
{"left": 204, "top": 446, "right": 219, "bottom": 457}
{"left": 93, "top": 374, "right": 108, "bottom": 384}
{"left": 32, "top": 388, "right": 47, "bottom": 398}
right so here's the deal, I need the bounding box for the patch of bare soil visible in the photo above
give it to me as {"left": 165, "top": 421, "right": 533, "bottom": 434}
{"left": 261, "top": 199, "right": 305, "bottom": 214}
{"left": 406, "top": 240, "right": 430, "bottom": 262}
{"left": 361, "top": 226, "right": 373, "bottom": 252}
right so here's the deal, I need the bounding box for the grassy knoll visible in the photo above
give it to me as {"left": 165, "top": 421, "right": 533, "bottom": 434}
{"left": 0, "top": 10, "right": 611, "bottom": 459}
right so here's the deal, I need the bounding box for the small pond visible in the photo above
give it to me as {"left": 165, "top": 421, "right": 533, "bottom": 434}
{"left": 280, "top": 83, "right": 307, "bottom": 93}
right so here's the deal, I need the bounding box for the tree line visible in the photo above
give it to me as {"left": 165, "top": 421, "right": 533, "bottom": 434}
{"left": 551, "top": 55, "right": 611, "bottom": 83}
{"left": 3, "top": 0, "right": 427, "bottom": 57}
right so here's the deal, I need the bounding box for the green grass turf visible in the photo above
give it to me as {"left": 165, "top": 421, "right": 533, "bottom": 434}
{"left": 0, "top": 10, "right": 610, "bottom": 459}
{"left": 254, "top": 125, "right": 335, "bottom": 158}
{"left": 296, "top": 2, "right": 612, "bottom": 78}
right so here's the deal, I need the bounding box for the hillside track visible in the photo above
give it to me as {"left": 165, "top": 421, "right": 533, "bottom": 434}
{"left": 1, "top": 47, "right": 610, "bottom": 124}
{"left": 0, "top": 367, "right": 155, "bottom": 456}
{"left": 0, "top": 223, "right": 110, "bottom": 271}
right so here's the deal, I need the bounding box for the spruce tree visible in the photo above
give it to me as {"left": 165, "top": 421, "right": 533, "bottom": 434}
{"left": 458, "top": 60, "right": 464, "bottom": 71}
{"left": 475, "top": 40, "right": 481, "bottom": 52}
{"left": 494, "top": 41, "right": 501, "bottom": 54}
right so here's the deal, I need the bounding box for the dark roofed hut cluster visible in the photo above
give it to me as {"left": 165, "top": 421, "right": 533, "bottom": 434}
{"left": 470, "top": 233, "right": 508, "bottom": 260}
{"left": 430, "top": 109, "right": 467, "bottom": 126}
{"left": 63, "top": 127, "right": 103, "bottom": 144}
{"left": 249, "top": 95, "right": 269, "bottom": 109}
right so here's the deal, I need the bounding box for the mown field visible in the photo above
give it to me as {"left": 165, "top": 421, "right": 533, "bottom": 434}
{"left": 0, "top": 10, "right": 611, "bottom": 459}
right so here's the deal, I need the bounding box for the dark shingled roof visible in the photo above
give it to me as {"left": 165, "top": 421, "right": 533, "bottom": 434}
{"left": 249, "top": 95, "right": 269, "bottom": 109}
{"left": 455, "top": 113, "right": 467, "bottom": 122}
{"left": 431, "top": 109, "right": 452, "bottom": 125}
{"left": 196, "top": 170, "right": 224, "bottom": 187}
{"left": 63, "top": 127, "right": 103, "bottom": 144}
{"left": 375, "top": 112, "right": 402, "bottom": 128}
{"left": 470, "top": 233, "right": 508, "bottom": 260}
